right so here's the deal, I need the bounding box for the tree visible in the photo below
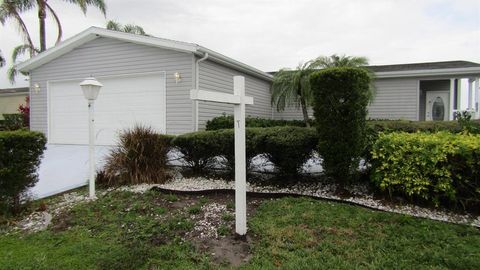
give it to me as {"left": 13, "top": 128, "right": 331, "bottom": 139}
{"left": 0, "top": 0, "right": 36, "bottom": 51}
{"left": 271, "top": 55, "right": 372, "bottom": 127}
{"left": 271, "top": 61, "right": 320, "bottom": 127}
{"left": 106, "top": 20, "right": 148, "bottom": 35}
{"left": 33, "top": 0, "right": 107, "bottom": 51}
{"left": 1, "top": 0, "right": 106, "bottom": 83}
{"left": 313, "top": 54, "right": 369, "bottom": 68}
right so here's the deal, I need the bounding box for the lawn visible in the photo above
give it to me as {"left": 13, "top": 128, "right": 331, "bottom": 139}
{"left": 0, "top": 189, "right": 479, "bottom": 270}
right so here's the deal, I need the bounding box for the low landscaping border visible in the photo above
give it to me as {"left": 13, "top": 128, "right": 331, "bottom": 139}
{"left": 147, "top": 183, "right": 479, "bottom": 228}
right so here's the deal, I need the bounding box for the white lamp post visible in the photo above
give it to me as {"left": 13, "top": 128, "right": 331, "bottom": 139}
{"left": 80, "top": 77, "right": 103, "bottom": 199}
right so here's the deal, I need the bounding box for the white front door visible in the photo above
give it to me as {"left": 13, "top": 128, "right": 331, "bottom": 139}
{"left": 425, "top": 91, "right": 449, "bottom": 121}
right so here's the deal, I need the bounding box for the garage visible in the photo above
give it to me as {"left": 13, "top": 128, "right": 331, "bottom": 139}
{"left": 48, "top": 72, "right": 166, "bottom": 145}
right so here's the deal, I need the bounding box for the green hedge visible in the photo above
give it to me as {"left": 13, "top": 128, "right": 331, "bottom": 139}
{"left": 311, "top": 67, "right": 371, "bottom": 183}
{"left": 1, "top": 114, "right": 26, "bottom": 131}
{"left": 172, "top": 126, "right": 318, "bottom": 175}
{"left": 371, "top": 132, "right": 480, "bottom": 210}
{"left": 205, "top": 114, "right": 313, "bottom": 130}
{"left": 0, "top": 130, "right": 46, "bottom": 214}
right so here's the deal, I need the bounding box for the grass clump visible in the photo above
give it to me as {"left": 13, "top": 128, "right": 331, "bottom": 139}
{"left": 97, "top": 125, "right": 173, "bottom": 187}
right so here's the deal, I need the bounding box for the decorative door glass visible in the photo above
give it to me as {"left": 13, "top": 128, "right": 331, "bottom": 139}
{"left": 432, "top": 97, "right": 445, "bottom": 121}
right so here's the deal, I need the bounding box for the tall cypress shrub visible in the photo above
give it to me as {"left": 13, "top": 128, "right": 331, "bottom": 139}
{"left": 310, "top": 67, "right": 371, "bottom": 183}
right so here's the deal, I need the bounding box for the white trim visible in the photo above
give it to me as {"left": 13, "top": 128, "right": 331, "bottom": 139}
{"left": 449, "top": 79, "right": 455, "bottom": 120}
{"left": 17, "top": 27, "right": 273, "bottom": 82}
{"left": 416, "top": 80, "right": 420, "bottom": 121}
{"left": 375, "top": 67, "right": 480, "bottom": 79}
{"left": 46, "top": 71, "right": 167, "bottom": 144}
{"left": 0, "top": 92, "right": 28, "bottom": 97}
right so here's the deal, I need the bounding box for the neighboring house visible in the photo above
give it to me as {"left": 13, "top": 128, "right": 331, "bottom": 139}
{"left": 17, "top": 27, "right": 480, "bottom": 146}
{"left": 273, "top": 61, "right": 480, "bottom": 122}
{"left": 0, "top": 87, "right": 28, "bottom": 119}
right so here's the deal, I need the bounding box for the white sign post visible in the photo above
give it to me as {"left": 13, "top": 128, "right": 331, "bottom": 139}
{"left": 190, "top": 76, "right": 253, "bottom": 236}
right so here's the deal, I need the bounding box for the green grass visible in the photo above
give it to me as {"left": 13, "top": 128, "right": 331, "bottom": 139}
{"left": 0, "top": 192, "right": 479, "bottom": 270}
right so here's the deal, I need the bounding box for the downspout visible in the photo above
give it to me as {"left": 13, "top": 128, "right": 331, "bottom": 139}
{"left": 193, "top": 52, "right": 209, "bottom": 131}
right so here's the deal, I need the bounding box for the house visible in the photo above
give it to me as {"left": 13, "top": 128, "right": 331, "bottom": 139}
{"left": 273, "top": 61, "right": 480, "bottom": 122}
{"left": 18, "top": 27, "right": 480, "bottom": 146}
{"left": 17, "top": 27, "right": 273, "bottom": 146}
{"left": 0, "top": 87, "right": 28, "bottom": 119}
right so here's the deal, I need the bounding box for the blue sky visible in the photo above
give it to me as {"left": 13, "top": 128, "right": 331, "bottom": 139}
{"left": 0, "top": 0, "right": 479, "bottom": 88}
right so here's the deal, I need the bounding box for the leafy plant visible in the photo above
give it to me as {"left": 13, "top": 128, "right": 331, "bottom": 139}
{"left": 1, "top": 113, "right": 25, "bottom": 130}
{"left": 0, "top": 130, "right": 46, "bottom": 214}
{"left": 106, "top": 20, "right": 148, "bottom": 35}
{"left": 371, "top": 132, "right": 480, "bottom": 210}
{"left": 261, "top": 127, "right": 318, "bottom": 176}
{"left": 98, "top": 125, "right": 173, "bottom": 187}
{"left": 311, "top": 67, "right": 372, "bottom": 183}
{"left": 205, "top": 114, "right": 313, "bottom": 130}
{"left": 172, "top": 131, "right": 222, "bottom": 172}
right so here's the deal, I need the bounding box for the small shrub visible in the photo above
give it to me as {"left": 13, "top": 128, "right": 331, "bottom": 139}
{"left": 172, "top": 131, "right": 221, "bottom": 172}
{"left": 311, "top": 67, "right": 371, "bottom": 183}
{"left": 0, "top": 130, "right": 46, "bottom": 214}
{"left": 205, "top": 114, "right": 313, "bottom": 130}
{"left": 98, "top": 125, "right": 173, "bottom": 187}
{"left": 2, "top": 114, "right": 26, "bottom": 130}
{"left": 261, "top": 127, "right": 318, "bottom": 176}
{"left": 18, "top": 96, "right": 30, "bottom": 129}
{"left": 213, "top": 128, "right": 264, "bottom": 173}
{"left": 371, "top": 132, "right": 480, "bottom": 210}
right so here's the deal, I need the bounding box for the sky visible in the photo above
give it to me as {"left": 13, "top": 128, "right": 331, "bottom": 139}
{"left": 0, "top": 0, "right": 479, "bottom": 88}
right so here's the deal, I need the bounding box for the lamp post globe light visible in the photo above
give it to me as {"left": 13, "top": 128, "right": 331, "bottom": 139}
{"left": 80, "top": 77, "right": 103, "bottom": 199}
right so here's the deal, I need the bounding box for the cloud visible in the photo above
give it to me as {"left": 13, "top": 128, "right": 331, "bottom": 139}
{"left": 0, "top": 0, "right": 479, "bottom": 88}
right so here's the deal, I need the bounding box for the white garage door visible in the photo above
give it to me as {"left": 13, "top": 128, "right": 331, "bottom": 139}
{"left": 48, "top": 72, "right": 166, "bottom": 145}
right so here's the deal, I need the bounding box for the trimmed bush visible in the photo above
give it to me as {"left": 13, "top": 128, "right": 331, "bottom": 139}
{"left": 172, "top": 131, "right": 221, "bottom": 172}
{"left": 173, "top": 126, "right": 318, "bottom": 176}
{"left": 0, "top": 130, "right": 46, "bottom": 214}
{"left": 261, "top": 127, "right": 318, "bottom": 176}
{"left": 371, "top": 132, "right": 480, "bottom": 210}
{"left": 212, "top": 128, "right": 264, "bottom": 173}
{"left": 311, "top": 67, "right": 371, "bottom": 183}
{"left": 2, "top": 114, "right": 26, "bottom": 131}
{"left": 98, "top": 126, "right": 173, "bottom": 187}
{"left": 206, "top": 114, "right": 313, "bottom": 130}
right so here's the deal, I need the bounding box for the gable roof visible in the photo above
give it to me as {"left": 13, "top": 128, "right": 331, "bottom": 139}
{"left": 17, "top": 27, "right": 273, "bottom": 81}
{"left": 268, "top": 60, "right": 480, "bottom": 79}
{"left": 368, "top": 60, "right": 480, "bottom": 72}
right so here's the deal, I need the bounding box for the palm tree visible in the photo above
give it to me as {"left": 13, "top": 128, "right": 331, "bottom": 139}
{"left": 313, "top": 54, "right": 369, "bottom": 68}
{"left": 271, "top": 61, "right": 319, "bottom": 127}
{"left": 36, "top": 0, "right": 107, "bottom": 51}
{"left": 271, "top": 55, "right": 371, "bottom": 127}
{"left": 0, "top": 0, "right": 36, "bottom": 53}
{"left": 7, "top": 44, "right": 40, "bottom": 83}
{"left": 106, "top": 20, "right": 148, "bottom": 35}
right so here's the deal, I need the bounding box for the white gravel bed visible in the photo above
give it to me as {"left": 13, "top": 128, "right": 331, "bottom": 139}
{"left": 152, "top": 177, "right": 480, "bottom": 228}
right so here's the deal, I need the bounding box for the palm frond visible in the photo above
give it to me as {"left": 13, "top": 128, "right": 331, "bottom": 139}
{"left": 7, "top": 66, "right": 17, "bottom": 84}
{"left": 64, "top": 0, "right": 107, "bottom": 15}
{"left": 0, "top": 0, "right": 35, "bottom": 48}
{"left": 123, "top": 24, "right": 146, "bottom": 35}
{"left": 11, "top": 44, "right": 37, "bottom": 62}
{"left": 45, "top": 2, "right": 62, "bottom": 44}
{"left": 106, "top": 20, "right": 121, "bottom": 31}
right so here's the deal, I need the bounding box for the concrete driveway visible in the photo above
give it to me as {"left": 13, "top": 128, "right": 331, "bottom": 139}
{"left": 30, "top": 144, "right": 111, "bottom": 199}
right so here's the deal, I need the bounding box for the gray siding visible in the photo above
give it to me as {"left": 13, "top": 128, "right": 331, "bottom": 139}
{"left": 29, "top": 37, "right": 194, "bottom": 135}
{"left": 273, "top": 78, "right": 420, "bottom": 121}
{"left": 368, "top": 78, "right": 418, "bottom": 120}
{"left": 273, "top": 106, "right": 313, "bottom": 120}
{"left": 197, "top": 59, "right": 272, "bottom": 129}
